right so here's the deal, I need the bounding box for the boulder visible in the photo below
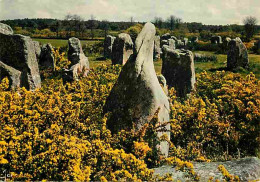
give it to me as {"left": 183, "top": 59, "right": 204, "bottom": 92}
{"left": 154, "top": 35, "right": 161, "bottom": 60}
{"left": 0, "top": 32, "right": 41, "bottom": 90}
{"left": 0, "top": 61, "right": 21, "bottom": 89}
{"left": 104, "top": 35, "right": 116, "bottom": 59}
{"left": 111, "top": 33, "right": 133, "bottom": 65}
{"left": 162, "top": 46, "right": 196, "bottom": 97}
{"left": 39, "top": 43, "right": 55, "bottom": 69}
{"left": 227, "top": 37, "right": 249, "bottom": 70}
{"left": 154, "top": 157, "right": 260, "bottom": 181}
{"left": 0, "top": 23, "right": 13, "bottom": 35}
{"left": 65, "top": 37, "right": 89, "bottom": 80}
{"left": 104, "top": 22, "right": 170, "bottom": 157}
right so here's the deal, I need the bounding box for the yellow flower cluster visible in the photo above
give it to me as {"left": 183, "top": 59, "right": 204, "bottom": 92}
{"left": 169, "top": 71, "right": 260, "bottom": 161}
{"left": 218, "top": 165, "right": 240, "bottom": 181}
{"left": 0, "top": 49, "right": 259, "bottom": 181}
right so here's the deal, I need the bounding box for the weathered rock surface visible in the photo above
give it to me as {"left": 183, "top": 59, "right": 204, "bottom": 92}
{"left": 176, "top": 39, "right": 184, "bottom": 49}
{"left": 104, "top": 22, "right": 170, "bottom": 157}
{"left": 65, "top": 37, "right": 89, "bottom": 81}
{"left": 33, "top": 41, "right": 41, "bottom": 61}
{"left": 0, "top": 23, "right": 13, "bottom": 35}
{"left": 154, "top": 35, "right": 161, "bottom": 60}
{"left": 153, "top": 157, "right": 260, "bottom": 182}
{"left": 39, "top": 43, "right": 55, "bottom": 69}
{"left": 111, "top": 33, "right": 133, "bottom": 65}
{"left": 171, "top": 36, "right": 178, "bottom": 41}
{"left": 0, "top": 32, "right": 41, "bottom": 90}
{"left": 104, "top": 35, "right": 116, "bottom": 59}
{"left": 227, "top": 37, "right": 249, "bottom": 70}
{"left": 162, "top": 46, "right": 195, "bottom": 97}
{"left": 157, "top": 75, "right": 168, "bottom": 95}
{"left": 0, "top": 61, "right": 21, "bottom": 89}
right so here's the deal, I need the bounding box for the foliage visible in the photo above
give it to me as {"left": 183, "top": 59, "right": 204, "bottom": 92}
{"left": 0, "top": 48, "right": 260, "bottom": 180}
{"left": 169, "top": 71, "right": 260, "bottom": 161}
{"left": 125, "top": 23, "right": 143, "bottom": 41}
{"left": 243, "top": 16, "right": 258, "bottom": 41}
{"left": 218, "top": 165, "right": 240, "bottom": 181}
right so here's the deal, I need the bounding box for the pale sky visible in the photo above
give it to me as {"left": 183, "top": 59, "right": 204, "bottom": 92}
{"left": 0, "top": 0, "right": 260, "bottom": 25}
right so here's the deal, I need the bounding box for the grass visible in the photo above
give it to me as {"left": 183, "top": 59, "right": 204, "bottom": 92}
{"left": 33, "top": 38, "right": 101, "bottom": 48}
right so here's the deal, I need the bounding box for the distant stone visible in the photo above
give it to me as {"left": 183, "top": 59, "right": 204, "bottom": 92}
{"left": 161, "top": 40, "right": 168, "bottom": 47}
{"left": 191, "top": 36, "right": 199, "bottom": 43}
{"left": 0, "top": 23, "right": 13, "bottom": 35}
{"left": 211, "top": 36, "right": 222, "bottom": 44}
{"left": 171, "top": 36, "right": 178, "bottom": 41}
{"left": 104, "top": 22, "right": 170, "bottom": 157}
{"left": 0, "top": 61, "right": 21, "bottom": 89}
{"left": 0, "top": 33, "right": 41, "bottom": 90}
{"left": 168, "top": 39, "right": 176, "bottom": 50}
{"left": 161, "top": 33, "right": 171, "bottom": 41}
{"left": 162, "top": 46, "right": 195, "bottom": 97}
{"left": 183, "top": 38, "right": 188, "bottom": 46}
{"left": 111, "top": 33, "right": 133, "bottom": 65}
{"left": 227, "top": 37, "right": 249, "bottom": 70}
{"left": 154, "top": 35, "right": 161, "bottom": 60}
{"left": 153, "top": 157, "right": 260, "bottom": 182}
{"left": 176, "top": 39, "right": 184, "bottom": 49}
{"left": 66, "top": 37, "right": 89, "bottom": 80}
{"left": 104, "top": 35, "right": 116, "bottom": 59}
{"left": 40, "top": 43, "right": 55, "bottom": 69}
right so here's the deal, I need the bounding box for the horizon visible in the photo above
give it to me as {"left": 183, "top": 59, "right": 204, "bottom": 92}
{"left": 0, "top": 0, "right": 260, "bottom": 25}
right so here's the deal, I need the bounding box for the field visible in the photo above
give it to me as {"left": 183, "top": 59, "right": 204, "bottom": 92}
{"left": 33, "top": 38, "right": 260, "bottom": 79}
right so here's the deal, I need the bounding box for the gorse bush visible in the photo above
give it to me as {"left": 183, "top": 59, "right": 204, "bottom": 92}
{"left": 0, "top": 50, "right": 259, "bottom": 181}
{"left": 170, "top": 71, "right": 260, "bottom": 161}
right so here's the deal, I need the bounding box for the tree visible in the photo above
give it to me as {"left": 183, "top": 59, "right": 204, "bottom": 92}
{"left": 243, "top": 16, "right": 258, "bottom": 41}
{"left": 153, "top": 17, "right": 164, "bottom": 29}
{"left": 166, "top": 15, "right": 182, "bottom": 30}
{"left": 88, "top": 15, "right": 98, "bottom": 39}
{"left": 100, "top": 20, "right": 110, "bottom": 38}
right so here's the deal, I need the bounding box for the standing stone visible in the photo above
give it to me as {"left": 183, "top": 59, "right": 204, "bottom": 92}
{"left": 0, "top": 61, "right": 21, "bottom": 89}
{"left": 39, "top": 43, "right": 55, "bottom": 69}
{"left": 162, "top": 46, "right": 196, "bottom": 97}
{"left": 183, "top": 38, "right": 188, "bottom": 46}
{"left": 111, "top": 33, "right": 133, "bottom": 65}
{"left": 154, "top": 35, "right": 161, "bottom": 60}
{"left": 161, "top": 40, "right": 168, "bottom": 47}
{"left": 104, "top": 22, "right": 170, "bottom": 157}
{"left": 227, "top": 37, "right": 249, "bottom": 70}
{"left": 168, "top": 39, "right": 176, "bottom": 50}
{"left": 211, "top": 36, "right": 222, "bottom": 44}
{"left": 171, "top": 36, "right": 178, "bottom": 41}
{"left": 0, "top": 23, "right": 13, "bottom": 35}
{"left": 191, "top": 36, "right": 199, "bottom": 43}
{"left": 0, "top": 32, "right": 41, "bottom": 90}
{"left": 104, "top": 35, "right": 116, "bottom": 59}
{"left": 66, "top": 37, "right": 90, "bottom": 80}
{"left": 176, "top": 39, "right": 184, "bottom": 49}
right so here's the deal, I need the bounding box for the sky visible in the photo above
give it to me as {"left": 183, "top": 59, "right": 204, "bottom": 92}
{"left": 0, "top": 0, "right": 260, "bottom": 25}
